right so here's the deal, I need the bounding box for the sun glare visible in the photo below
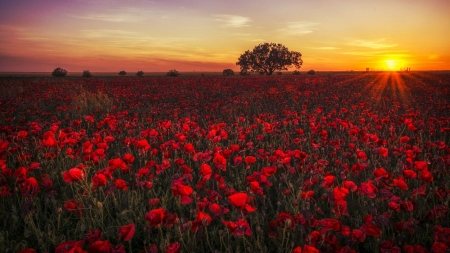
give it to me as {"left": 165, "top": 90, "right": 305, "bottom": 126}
{"left": 385, "top": 59, "right": 397, "bottom": 70}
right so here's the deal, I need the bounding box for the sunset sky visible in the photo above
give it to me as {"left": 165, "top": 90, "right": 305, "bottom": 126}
{"left": 1, "top": 0, "right": 449, "bottom": 72}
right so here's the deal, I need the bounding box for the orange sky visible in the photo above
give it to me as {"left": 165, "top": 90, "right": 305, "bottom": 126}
{"left": 1, "top": 0, "right": 449, "bottom": 72}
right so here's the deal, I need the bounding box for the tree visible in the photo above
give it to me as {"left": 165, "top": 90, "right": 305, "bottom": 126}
{"left": 82, "top": 70, "right": 92, "bottom": 78}
{"left": 52, "top": 67, "right": 68, "bottom": 77}
{"left": 307, "top": 70, "right": 316, "bottom": 75}
{"left": 118, "top": 70, "right": 127, "bottom": 76}
{"left": 166, "top": 69, "right": 180, "bottom": 77}
{"left": 236, "top": 43, "right": 302, "bottom": 75}
{"left": 222, "top": 69, "right": 234, "bottom": 76}
{"left": 136, "top": 71, "right": 144, "bottom": 77}
{"left": 292, "top": 70, "right": 301, "bottom": 75}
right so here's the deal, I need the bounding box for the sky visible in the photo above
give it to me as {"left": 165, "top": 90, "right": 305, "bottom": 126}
{"left": 0, "top": 0, "right": 449, "bottom": 72}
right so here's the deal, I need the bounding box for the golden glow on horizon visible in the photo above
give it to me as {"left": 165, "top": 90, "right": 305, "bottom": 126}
{"left": 385, "top": 60, "right": 397, "bottom": 70}
{"left": 0, "top": 0, "right": 449, "bottom": 72}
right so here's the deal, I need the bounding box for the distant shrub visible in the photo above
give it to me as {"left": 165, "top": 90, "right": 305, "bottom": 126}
{"left": 52, "top": 67, "right": 68, "bottom": 77}
{"left": 259, "top": 72, "right": 265, "bottom": 76}
{"left": 222, "top": 69, "right": 235, "bottom": 76}
{"left": 292, "top": 70, "right": 301, "bottom": 75}
{"left": 166, "top": 69, "right": 180, "bottom": 77}
{"left": 307, "top": 69, "right": 316, "bottom": 75}
{"left": 136, "top": 71, "right": 144, "bottom": 77}
{"left": 82, "top": 70, "right": 92, "bottom": 78}
{"left": 201, "top": 73, "right": 205, "bottom": 77}
{"left": 277, "top": 72, "right": 282, "bottom": 75}
{"left": 118, "top": 70, "right": 127, "bottom": 76}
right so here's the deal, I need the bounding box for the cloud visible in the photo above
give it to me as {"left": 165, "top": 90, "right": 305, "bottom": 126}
{"left": 213, "top": 14, "right": 252, "bottom": 28}
{"left": 279, "top": 22, "right": 319, "bottom": 36}
{"left": 351, "top": 39, "right": 398, "bottom": 49}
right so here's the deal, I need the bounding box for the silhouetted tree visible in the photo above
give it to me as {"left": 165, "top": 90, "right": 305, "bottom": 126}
{"left": 166, "top": 69, "right": 180, "bottom": 77}
{"left": 51, "top": 67, "right": 68, "bottom": 77}
{"left": 136, "top": 71, "right": 144, "bottom": 77}
{"left": 307, "top": 70, "right": 316, "bottom": 75}
{"left": 292, "top": 70, "right": 301, "bottom": 75}
{"left": 118, "top": 70, "right": 127, "bottom": 76}
{"left": 236, "top": 43, "right": 302, "bottom": 75}
{"left": 222, "top": 69, "right": 235, "bottom": 76}
{"left": 277, "top": 72, "right": 283, "bottom": 75}
{"left": 82, "top": 70, "right": 92, "bottom": 78}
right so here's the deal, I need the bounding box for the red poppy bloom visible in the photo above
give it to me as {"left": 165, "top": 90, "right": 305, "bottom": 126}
{"left": 166, "top": 242, "right": 181, "bottom": 253}
{"left": 378, "top": 147, "right": 388, "bottom": 157}
{"left": 183, "top": 143, "right": 195, "bottom": 153}
{"left": 148, "top": 198, "right": 160, "bottom": 206}
{"left": 322, "top": 175, "right": 336, "bottom": 188}
{"left": 301, "top": 190, "right": 314, "bottom": 200}
{"left": 228, "top": 192, "right": 256, "bottom": 212}
{"left": 118, "top": 223, "right": 135, "bottom": 241}
{"left": 146, "top": 208, "right": 165, "bottom": 227}
{"left": 222, "top": 219, "right": 252, "bottom": 237}
{"left": 123, "top": 154, "right": 135, "bottom": 164}
{"left": 63, "top": 168, "right": 85, "bottom": 183}
{"left": 303, "top": 245, "right": 319, "bottom": 253}
{"left": 359, "top": 180, "right": 378, "bottom": 198}
{"left": 115, "top": 179, "right": 128, "bottom": 190}
{"left": 393, "top": 176, "right": 408, "bottom": 191}
{"left": 196, "top": 211, "right": 212, "bottom": 226}
{"left": 55, "top": 240, "right": 84, "bottom": 253}
{"left": 351, "top": 229, "right": 366, "bottom": 242}
{"left": 419, "top": 170, "right": 434, "bottom": 183}
{"left": 64, "top": 200, "right": 84, "bottom": 217}
{"left": 200, "top": 163, "right": 212, "bottom": 180}
{"left": 88, "top": 240, "right": 114, "bottom": 253}
{"left": 20, "top": 177, "right": 39, "bottom": 198}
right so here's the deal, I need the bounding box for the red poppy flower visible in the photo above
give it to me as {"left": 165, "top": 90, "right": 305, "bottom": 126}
{"left": 166, "top": 242, "right": 181, "bottom": 253}
{"left": 55, "top": 240, "right": 84, "bottom": 253}
{"left": 222, "top": 219, "right": 252, "bottom": 237}
{"left": 351, "top": 229, "right": 366, "bottom": 242}
{"left": 403, "top": 170, "right": 417, "bottom": 179}
{"left": 373, "top": 168, "right": 388, "bottom": 179}
{"left": 118, "top": 223, "right": 135, "bottom": 241}
{"left": 419, "top": 170, "right": 434, "bottom": 183}
{"left": 359, "top": 180, "right": 378, "bottom": 198}
{"left": 196, "top": 211, "right": 212, "bottom": 226}
{"left": 63, "top": 168, "right": 85, "bottom": 183}
{"left": 146, "top": 208, "right": 165, "bottom": 227}
{"left": 200, "top": 163, "right": 212, "bottom": 180}
{"left": 123, "top": 154, "right": 135, "bottom": 164}
{"left": 321, "top": 175, "right": 336, "bottom": 188}
{"left": 183, "top": 143, "right": 195, "bottom": 153}
{"left": 301, "top": 190, "right": 314, "bottom": 200}
{"left": 92, "top": 173, "right": 107, "bottom": 187}
{"left": 228, "top": 192, "right": 256, "bottom": 212}
{"left": 148, "top": 198, "right": 160, "bottom": 206}
{"left": 88, "top": 240, "right": 114, "bottom": 253}
{"left": 393, "top": 176, "right": 408, "bottom": 191}
{"left": 291, "top": 246, "right": 302, "bottom": 253}
{"left": 115, "top": 179, "right": 128, "bottom": 190}
{"left": 377, "top": 147, "right": 388, "bottom": 157}
{"left": 303, "top": 245, "right": 319, "bottom": 253}
{"left": 20, "top": 177, "right": 39, "bottom": 198}
{"left": 64, "top": 200, "right": 84, "bottom": 217}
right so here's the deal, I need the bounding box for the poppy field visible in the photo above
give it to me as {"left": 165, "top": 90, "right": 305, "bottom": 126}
{"left": 1, "top": 72, "right": 449, "bottom": 253}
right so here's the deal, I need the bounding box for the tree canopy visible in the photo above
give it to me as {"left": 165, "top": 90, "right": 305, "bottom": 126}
{"left": 236, "top": 43, "right": 302, "bottom": 75}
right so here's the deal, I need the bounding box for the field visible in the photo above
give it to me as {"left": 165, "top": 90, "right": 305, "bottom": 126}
{"left": 0, "top": 72, "right": 449, "bottom": 253}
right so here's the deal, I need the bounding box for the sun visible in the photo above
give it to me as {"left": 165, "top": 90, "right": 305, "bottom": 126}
{"left": 385, "top": 59, "right": 397, "bottom": 70}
